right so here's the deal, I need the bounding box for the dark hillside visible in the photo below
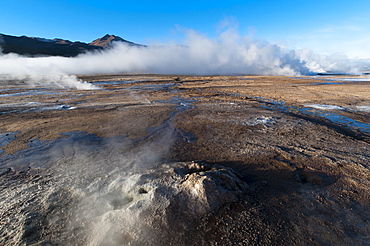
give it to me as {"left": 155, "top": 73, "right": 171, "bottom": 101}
{"left": 0, "top": 33, "right": 142, "bottom": 57}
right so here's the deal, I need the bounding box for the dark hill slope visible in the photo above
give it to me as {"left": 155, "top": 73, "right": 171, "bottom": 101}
{"left": 0, "top": 33, "right": 142, "bottom": 57}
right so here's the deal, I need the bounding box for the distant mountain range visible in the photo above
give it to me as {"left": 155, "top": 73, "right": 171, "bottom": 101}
{"left": 0, "top": 33, "right": 144, "bottom": 57}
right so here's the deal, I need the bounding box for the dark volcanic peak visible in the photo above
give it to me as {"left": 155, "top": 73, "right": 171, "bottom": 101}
{"left": 89, "top": 34, "right": 139, "bottom": 48}
{"left": 0, "top": 33, "right": 143, "bottom": 57}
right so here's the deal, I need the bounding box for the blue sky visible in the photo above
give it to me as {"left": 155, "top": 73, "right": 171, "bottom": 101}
{"left": 2, "top": 0, "right": 370, "bottom": 58}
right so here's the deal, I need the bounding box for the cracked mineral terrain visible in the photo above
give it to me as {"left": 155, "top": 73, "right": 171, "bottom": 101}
{"left": 0, "top": 75, "right": 369, "bottom": 245}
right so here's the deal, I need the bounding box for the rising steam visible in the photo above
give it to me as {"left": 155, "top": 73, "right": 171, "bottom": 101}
{"left": 0, "top": 53, "right": 98, "bottom": 90}
{"left": 1, "top": 28, "right": 370, "bottom": 89}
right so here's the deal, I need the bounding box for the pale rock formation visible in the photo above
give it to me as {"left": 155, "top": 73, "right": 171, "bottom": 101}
{"left": 74, "top": 161, "right": 247, "bottom": 245}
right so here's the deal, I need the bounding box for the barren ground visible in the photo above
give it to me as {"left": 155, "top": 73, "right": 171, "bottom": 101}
{"left": 0, "top": 75, "right": 369, "bottom": 245}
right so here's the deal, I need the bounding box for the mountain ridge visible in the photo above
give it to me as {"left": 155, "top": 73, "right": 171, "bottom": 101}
{"left": 0, "top": 33, "right": 143, "bottom": 57}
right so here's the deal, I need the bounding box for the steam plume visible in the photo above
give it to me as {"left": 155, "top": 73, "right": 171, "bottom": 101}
{"left": 1, "top": 28, "right": 370, "bottom": 90}
{"left": 0, "top": 54, "right": 98, "bottom": 89}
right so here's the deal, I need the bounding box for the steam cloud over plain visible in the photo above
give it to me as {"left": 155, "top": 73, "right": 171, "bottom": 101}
{"left": 1, "top": 29, "right": 370, "bottom": 89}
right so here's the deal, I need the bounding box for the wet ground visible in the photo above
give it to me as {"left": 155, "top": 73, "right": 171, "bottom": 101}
{"left": 0, "top": 74, "right": 369, "bottom": 245}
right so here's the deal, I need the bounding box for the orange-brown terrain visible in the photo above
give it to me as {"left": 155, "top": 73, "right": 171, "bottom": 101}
{"left": 0, "top": 75, "right": 369, "bottom": 245}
